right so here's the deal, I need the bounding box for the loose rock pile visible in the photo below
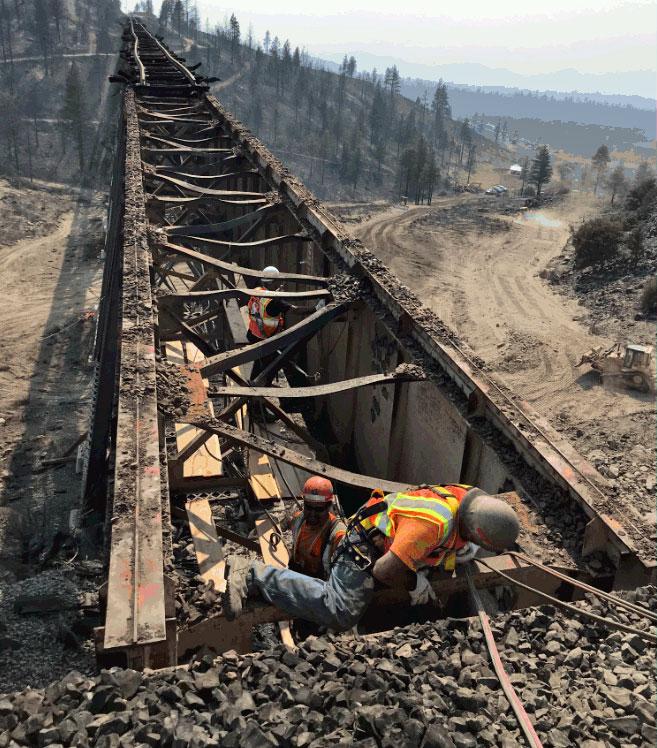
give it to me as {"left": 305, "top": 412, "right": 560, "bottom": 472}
{"left": 1, "top": 587, "right": 654, "bottom": 747}
{"left": 0, "top": 568, "right": 97, "bottom": 694}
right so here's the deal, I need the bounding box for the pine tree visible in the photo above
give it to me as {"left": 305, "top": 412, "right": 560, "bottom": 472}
{"left": 431, "top": 79, "right": 450, "bottom": 157}
{"left": 33, "top": 0, "right": 51, "bottom": 75}
{"left": 229, "top": 13, "right": 240, "bottom": 63}
{"left": 61, "top": 62, "right": 86, "bottom": 171}
{"left": 458, "top": 118, "right": 471, "bottom": 165}
{"left": 634, "top": 161, "right": 654, "bottom": 184}
{"left": 529, "top": 145, "right": 552, "bottom": 197}
{"left": 263, "top": 30, "right": 270, "bottom": 54}
{"left": 24, "top": 79, "right": 42, "bottom": 147}
{"left": 591, "top": 144, "right": 610, "bottom": 195}
{"left": 0, "top": 90, "right": 21, "bottom": 177}
{"left": 606, "top": 164, "right": 626, "bottom": 206}
{"left": 50, "top": 0, "right": 64, "bottom": 41}
{"left": 369, "top": 83, "right": 386, "bottom": 145}
{"left": 520, "top": 155, "right": 531, "bottom": 196}
{"left": 465, "top": 143, "right": 476, "bottom": 183}
{"left": 281, "top": 39, "right": 292, "bottom": 87}
{"left": 159, "top": 0, "right": 171, "bottom": 27}
{"left": 171, "top": 0, "right": 182, "bottom": 35}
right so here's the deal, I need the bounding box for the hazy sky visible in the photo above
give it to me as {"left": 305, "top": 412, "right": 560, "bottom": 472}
{"left": 192, "top": 0, "right": 654, "bottom": 78}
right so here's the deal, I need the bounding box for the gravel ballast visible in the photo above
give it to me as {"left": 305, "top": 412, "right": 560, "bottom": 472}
{"left": 0, "top": 587, "right": 654, "bottom": 747}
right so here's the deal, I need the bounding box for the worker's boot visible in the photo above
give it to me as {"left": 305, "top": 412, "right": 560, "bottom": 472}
{"left": 224, "top": 556, "right": 256, "bottom": 621}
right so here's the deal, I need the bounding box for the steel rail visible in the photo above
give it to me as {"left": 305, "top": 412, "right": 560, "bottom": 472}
{"left": 179, "top": 233, "right": 312, "bottom": 249}
{"left": 157, "top": 239, "right": 329, "bottom": 284}
{"left": 179, "top": 418, "right": 415, "bottom": 494}
{"left": 478, "top": 558, "right": 657, "bottom": 644}
{"left": 159, "top": 287, "right": 331, "bottom": 303}
{"left": 465, "top": 569, "right": 544, "bottom": 748}
{"left": 129, "top": 19, "right": 146, "bottom": 85}
{"left": 131, "top": 20, "right": 196, "bottom": 84}
{"left": 200, "top": 302, "right": 350, "bottom": 377}
{"left": 206, "top": 370, "right": 426, "bottom": 399}
{"left": 509, "top": 551, "right": 657, "bottom": 623}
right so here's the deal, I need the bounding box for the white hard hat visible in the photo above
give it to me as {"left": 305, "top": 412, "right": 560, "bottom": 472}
{"left": 262, "top": 265, "right": 280, "bottom": 278}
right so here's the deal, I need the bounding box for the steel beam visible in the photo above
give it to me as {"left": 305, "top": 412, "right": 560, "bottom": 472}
{"left": 104, "top": 90, "right": 167, "bottom": 654}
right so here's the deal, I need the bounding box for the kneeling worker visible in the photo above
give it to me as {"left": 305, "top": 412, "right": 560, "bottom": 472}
{"left": 224, "top": 483, "right": 519, "bottom": 631}
{"left": 288, "top": 477, "right": 346, "bottom": 580}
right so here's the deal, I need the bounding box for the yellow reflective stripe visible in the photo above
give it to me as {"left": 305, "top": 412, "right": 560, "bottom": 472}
{"left": 260, "top": 297, "right": 282, "bottom": 326}
{"left": 391, "top": 493, "right": 455, "bottom": 523}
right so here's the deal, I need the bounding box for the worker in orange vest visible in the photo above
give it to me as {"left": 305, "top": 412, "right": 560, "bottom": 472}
{"left": 288, "top": 477, "right": 346, "bottom": 580}
{"left": 224, "top": 484, "right": 519, "bottom": 631}
{"left": 246, "top": 266, "right": 298, "bottom": 387}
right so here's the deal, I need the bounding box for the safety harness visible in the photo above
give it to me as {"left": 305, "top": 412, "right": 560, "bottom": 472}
{"left": 336, "top": 484, "right": 471, "bottom": 572}
{"left": 290, "top": 512, "right": 343, "bottom": 579}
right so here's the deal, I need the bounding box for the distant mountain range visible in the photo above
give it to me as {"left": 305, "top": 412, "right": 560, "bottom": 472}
{"left": 317, "top": 50, "right": 656, "bottom": 108}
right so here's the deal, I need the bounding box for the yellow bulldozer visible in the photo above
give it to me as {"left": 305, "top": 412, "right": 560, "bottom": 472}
{"left": 576, "top": 342, "right": 655, "bottom": 393}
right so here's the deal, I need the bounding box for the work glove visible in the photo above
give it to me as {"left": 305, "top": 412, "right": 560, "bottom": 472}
{"left": 455, "top": 542, "right": 480, "bottom": 564}
{"left": 408, "top": 569, "right": 437, "bottom": 606}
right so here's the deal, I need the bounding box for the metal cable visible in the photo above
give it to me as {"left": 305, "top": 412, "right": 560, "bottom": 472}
{"left": 465, "top": 569, "right": 544, "bottom": 748}
{"left": 478, "top": 558, "right": 657, "bottom": 644}
{"left": 509, "top": 551, "right": 657, "bottom": 624}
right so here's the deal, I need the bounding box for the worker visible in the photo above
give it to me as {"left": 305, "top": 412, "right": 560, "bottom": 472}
{"left": 288, "top": 477, "right": 346, "bottom": 580}
{"left": 246, "top": 266, "right": 298, "bottom": 387}
{"left": 223, "top": 484, "right": 520, "bottom": 631}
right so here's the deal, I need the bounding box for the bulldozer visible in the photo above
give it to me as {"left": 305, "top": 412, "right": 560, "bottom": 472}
{"left": 576, "top": 342, "right": 655, "bottom": 393}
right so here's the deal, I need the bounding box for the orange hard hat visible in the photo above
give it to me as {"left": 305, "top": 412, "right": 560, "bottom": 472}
{"left": 302, "top": 476, "right": 334, "bottom": 505}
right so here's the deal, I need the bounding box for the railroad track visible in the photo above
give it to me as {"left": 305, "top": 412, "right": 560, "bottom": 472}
{"left": 81, "top": 19, "right": 654, "bottom": 681}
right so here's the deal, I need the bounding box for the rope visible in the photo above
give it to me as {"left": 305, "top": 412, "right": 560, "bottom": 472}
{"left": 477, "top": 558, "right": 657, "bottom": 644}
{"left": 465, "top": 569, "right": 544, "bottom": 748}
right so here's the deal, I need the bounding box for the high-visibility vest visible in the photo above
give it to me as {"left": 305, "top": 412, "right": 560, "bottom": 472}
{"left": 291, "top": 511, "right": 346, "bottom": 579}
{"left": 247, "top": 287, "right": 284, "bottom": 339}
{"left": 355, "top": 484, "right": 471, "bottom": 569}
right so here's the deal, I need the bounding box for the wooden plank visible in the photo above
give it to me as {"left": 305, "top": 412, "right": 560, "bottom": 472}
{"left": 183, "top": 343, "right": 222, "bottom": 479}
{"left": 248, "top": 453, "right": 281, "bottom": 501}
{"left": 185, "top": 499, "right": 226, "bottom": 592}
{"left": 255, "top": 515, "right": 295, "bottom": 649}
{"left": 164, "top": 340, "right": 185, "bottom": 364}
{"left": 255, "top": 420, "right": 311, "bottom": 499}
{"left": 164, "top": 342, "right": 222, "bottom": 480}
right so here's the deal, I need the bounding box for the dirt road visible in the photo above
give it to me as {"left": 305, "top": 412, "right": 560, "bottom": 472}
{"left": 351, "top": 194, "right": 655, "bottom": 519}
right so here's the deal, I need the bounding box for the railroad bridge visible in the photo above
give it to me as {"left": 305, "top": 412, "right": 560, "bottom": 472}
{"left": 81, "top": 20, "right": 655, "bottom": 671}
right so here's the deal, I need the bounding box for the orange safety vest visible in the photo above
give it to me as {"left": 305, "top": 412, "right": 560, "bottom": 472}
{"left": 247, "top": 288, "right": 284, "bottom": 339}
{"left": 291, "top": 511, "right": 346, "bottom": 579}
{"left": 357, "top": 484, "right": 471, "bottom": 570}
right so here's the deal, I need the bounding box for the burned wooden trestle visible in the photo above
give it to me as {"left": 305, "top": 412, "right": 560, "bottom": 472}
{"left": 81, "top": 20, "right": 655, "bottom": 669}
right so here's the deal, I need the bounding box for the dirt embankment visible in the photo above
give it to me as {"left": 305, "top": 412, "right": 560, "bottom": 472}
{"left": 0, "top": 180, "right": 106, "bottom": 690}
{"left": 351, "top": 194, "right": 655, "bottom": 526}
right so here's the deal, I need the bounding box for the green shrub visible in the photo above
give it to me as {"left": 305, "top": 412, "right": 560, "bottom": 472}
{"left": 641, "top": 277, "right": 657, "bottom": 315}
{"left": 625, "top": 178, "right": 657, "bottom": 219}
{"left": 571, "top": 217, "right": 623, "bottom": 269}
